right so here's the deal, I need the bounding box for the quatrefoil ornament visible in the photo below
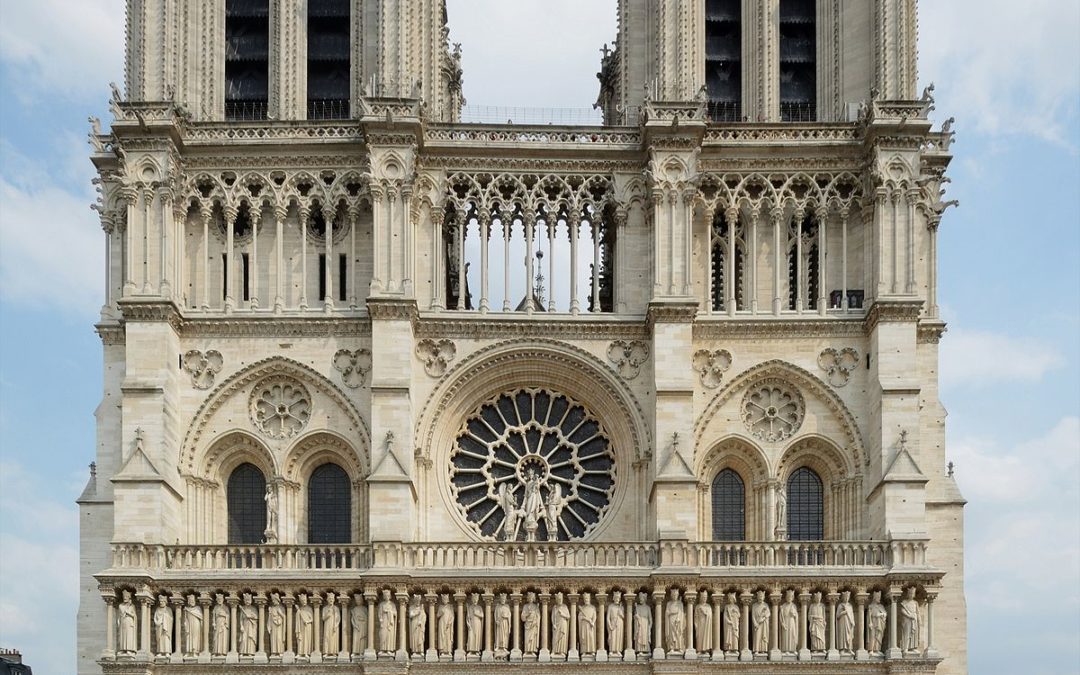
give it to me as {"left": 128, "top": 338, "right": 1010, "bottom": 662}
{"left": 181, "top": 349, "right": 223, "bottom": 390}
{"left": 818, "top": 347, "right": 860, "bottom": 387}
{"left": 332, "top": 349, "right": 372, "bottom": 389}
{"left": 416, "top": 339, "right": 456, "bottom": 377}
{"left": 606, "top": 340, "right": 650, "bottom": 380}
{"left": 692, "top": 349, "right": 733, "bottom": 389}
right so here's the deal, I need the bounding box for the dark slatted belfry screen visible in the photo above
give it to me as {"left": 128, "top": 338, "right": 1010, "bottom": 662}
{"left": 787, "top": 466, "right": 824, "bottom": 540}
{"left": 779, "top": 0, "right": 817, "bottom": 121}
{"left": 227, "top": 462, "right": 267, "bottom": 544}
{"left": 308, "top": 463, "right": 352, "bottom": 543}
{"left": 225, "top": 0, "right": 270, "bottom": 120}
{"left": 711, "top": 468, "right": 746, "bottom": 541}
{"left": 705, "top": 0, "right": 742, "bottom": 121}
{"left": 307, "top": 0, "right": 351, "bottom": 119}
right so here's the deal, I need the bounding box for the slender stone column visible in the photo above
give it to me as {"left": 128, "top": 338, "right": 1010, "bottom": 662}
{"left": 141, "top": 188, "right": 154, "bottom": 294}
{"left": 596, "top": 593, "right": 608, "bottom": 660}
{"left": 171, "top": 595, "right": 183, "bottom": 660}
{"left": 623, "top": 591, "right": 634, "bottom": 661}
{"left": 739, "top": 592, "right": 751, "bottom": 661}
{"left": 284, "top": 595, "right": 295, "bottom": 657}
{"left": 364, "top": 592, "right": 376, "bottom": 660}
{"left": 227, "top": 593, "right": 239, "bottom": 660}
{"left": 454, "top": 592, "right": 466, "bottom": 661}
{"left": 685, "top": 591, "right": 697, "bottom": 658}
{"left": 771, "top": 207, "right": 783, "bottom": 315}
{"left": 840, "top": 210, "right": 849, "bottom": 309}
{"left": 538, "top": 592, "right": 551, "bottom": 661}
{"left": 103, "top": 595, "right": 116, "bottom": 658}
{"left": 223, "top": 206, "right": 236, "bottom": 311}
{"left": 567, "top": 212, "right": 579, "bottom": 313}
{"left": 199, "top": 594, "right": 211, "bottom": 660}
{"left": 273, "top": 207, "right": 285, "bottom": 312}
{"left": 794, "top": 209, "right": 804, "bottom": 312}
{"left": 887, "top": 587, "right": 901, "bottom": 659}
{"left": 567, "top": 593, "right": 579, "bottom": 660}
{"left": 510, "top": 593, "right": 522, "bottom": 660}
{"left": 425, "top": 593, "right": 438, "bottom": 661}
{"left": 199, "top": 207, "right": 210, "bottom": 308}
{"left": 323, "top": 206, "right": 335, "bottom": 310}
{"left": 339, "top": 593, "right": 350, "bottom": 659}
{"left": 312, "top": 596, "right": 322, "bottom": 658}
{"left": 855, "top": 590, "right": 868, "bottom": 660}
{"left": 482, "top": 593, "right": 494, "bottom": 661}
{"left": 255, "top": 594, "right": 267, "bottom": 660}
{"left": 749, "top": 210, "right": 760, "bottom": 313}
{"left": 817, "top": 207, "right": 828, "bottom": 315}
{"left": 250, "top": 209, "right": 259, "bottom": 309}
{"left": 299, "top": 207, "right": 309, "bottom": 309}
{"left": 925, "top": 591, "right": 939, "bottom": 658}
{"left": 348, "top": 207, "right": 359, "bottom": 309}
{"left": 651, "top": 590, "right": 664, "bottom": 659}
{"left": 798, "top": 590, "right": 811, "bottom": 660}
{"left": 826, "top": 591, "right": 839, "bottom": 660}
{"left": 711, "top": 592, "right": 723, "bottom": 661}
{"left": 768, "top": 590, "right": 780, "bottom": 660}
{"left": 396, "top": 593, "right": 408, "bottom": 660}
{"left": 478, "top": 209, "right": 490, "bottom": 312}
{"left": 138, "top": 592, "right": 153, "bottom": 659}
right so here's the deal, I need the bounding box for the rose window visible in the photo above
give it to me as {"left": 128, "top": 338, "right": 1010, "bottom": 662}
{"left": 250, "top": 377, "right": 312, "bottom": 439}
{"left": 449, "top": 389, "right": 616, "bottom": 542}
{"left": 741, "top": 380, "right": 805, "bottom": 442}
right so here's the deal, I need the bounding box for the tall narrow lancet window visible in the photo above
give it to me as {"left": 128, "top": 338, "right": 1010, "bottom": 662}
{"left": 307, "top": 0, "right": 351, "bottom": 119}
{"left": 308, "top": 463, "right": 351, "bottom": 543}
{"left": 227, "top": 462, "right": 267, "bottom": 544}
{"left": 787, "top": 215, "right": 820, "bottom": 310}
{"left": 711, "top": 469, "right": 746, "bottom": 540}
{"left": 711, "top": 210, "right": 745, "bottom": 311}
{"left": 225, "top": 0, "right": 270, "bottom": 120}
{"left": 779, "top": 0, "right": 816, "bottom": 122}
{"left": 787, "top": 466, "right": 824, "bottom": 540}
{"left": 705, "top": 0, "right": 742, "bottom": 121}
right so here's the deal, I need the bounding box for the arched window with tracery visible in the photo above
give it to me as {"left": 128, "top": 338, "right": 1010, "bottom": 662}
{"left": 787, "top": 214, "right": 820, "bottom": 311}
{"left": 308, "top": 463, "right": 352, "bottom": 543}
{"left": 227, "top": 462, "right": 267, "bottom": 544}
{"left": 711, "top": 468, "right": 746, "bottom": 540}
{"left": 711, "top": 209, "right": 745, "bottom": 312}
{"left": 786, "top": 466, "right": 824, "bottom": 540}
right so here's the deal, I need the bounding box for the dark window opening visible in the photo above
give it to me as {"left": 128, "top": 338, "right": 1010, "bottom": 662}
{"left": 338, "top": 253, "right": 348, "bottom": 301}
{"left": 226, "top": 0, "right": 270, "bottom": 120}
{"left": 711, "top": 469, "right": 746, "bottom": 541}
{"left": 779, "top": 0, "right": 816, "bottom": 122}
{"left": 242, "top": 253, "right": 250, "bottom": 301}
{"left": 221, "top": 253, "right": 228, "bottom": 301}
{"left": 318, "top": 253, "right": 327, "bottom": 300}
{"left": 711, "top": 211, "right": 744, "bottom": 311}
{"left": 228, "top": 462, "right": 267, "bottom": 544}
{"left": 787, "top": 218, "right": 819, "bottom": 310}
{"left": 705, "top": 0, "right": 742, "bottom": 121}
{"left": 307, "top": 0, "right": 351, "bottom": 119}
{"left": 787, "top": 466, "right": 824, "bottom": 540}
{"left": 829, "top": 289, "right": 865, "bottom": 309}
{"left": 308, "top": 463, "right": 351, "bottom": 543}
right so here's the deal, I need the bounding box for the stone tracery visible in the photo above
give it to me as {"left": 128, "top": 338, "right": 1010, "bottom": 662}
{"left": 449, "top": 389, "right": 616, "bottom": 542}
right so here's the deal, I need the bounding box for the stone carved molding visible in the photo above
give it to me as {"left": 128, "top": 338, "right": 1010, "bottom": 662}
{"left": 181, "top": 349, "right": 223, "bottom": 389}
{"left": 332, "top": 349, "right": 373, "bottom": 389}
{"left": 694, "top": 360, "right": 866, "bottom": 469}
{"left": 416, "top": 339, "right": 456, "bottom": 377}
{"left": 249, "top": 377, "right": 312, "bottom": 440}
{"left": 741, "top": 379, "right": 806, "bottom": 443}
{"left": 179, "top": 357, "right": 371, "bottom": 477}
{"left": 692, "top": 349, "right": 733, "bottom": 389}
{"left": 606, "top": 340, "right": 649, "bottom": 380}
{"left": 818, "top": 348, "right": 860, "bottom": 387}
{"left": 415, "top": 316, "right": 649, "bottom": 341}
{"left": 448, "top": 389, "right": 616, "bottom": 542}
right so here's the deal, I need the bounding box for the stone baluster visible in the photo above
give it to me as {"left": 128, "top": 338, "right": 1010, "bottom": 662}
{"left": 826, "top": 591, "right": 839, "bottom": 661}
{"left": 739, "top": 592, "right": 751, "bottom": 661}
{"left": 855, "top": 590, "right": 868, "bottom": 660}
{"left": 651, "top": 590, "right": 664, "bottom": 660}
{"left": 538, "top": 592, "right": 551, "bottom": 662}
{"left": 454, "top": 592, "right": 466, "bottom": 661}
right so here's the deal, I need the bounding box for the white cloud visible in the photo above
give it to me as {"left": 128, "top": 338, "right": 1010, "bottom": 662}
{"left": 940, "top": 327, "right": 1064, "bottom": 387}
{"left": 0, "top": 0, "right": 123, "bottom": 101}
{"left": 0, "top": 462, "right": 81, "bottom": 674}
{"left": 921, "top": 0, "right": 1080, "bottom": 144}
{"left": 954, "top": 417, "right": 1080, "bottom": 612}
{"left": 0, "top": 140, "right": 103, "bottom": 317}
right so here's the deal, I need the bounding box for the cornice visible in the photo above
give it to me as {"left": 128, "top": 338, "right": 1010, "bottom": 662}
{"left": 864, "top": 300, "right": 925, "bottom": 332}
{"left": 916, "top": 320, "right": 948, "bottom": 344}
{"left": 414, "top": 314, "right": 649, "bottom": 340}
{"left": 366, "top": 297, "right": 419, "bottom": 322}
{"left": 694, "top": 318, "right": 867, "bottom": 340}
{"left": 95, "top": 323, "right": 126, "bottom": 345}
{"left": 180, "top": 316, "right": 372, "bottom": 338}
{"left": 117, "top": 299, "right": 183, "bottom": 330}
{"left": 646, "top": 301, "right": 700, "bottom": 327}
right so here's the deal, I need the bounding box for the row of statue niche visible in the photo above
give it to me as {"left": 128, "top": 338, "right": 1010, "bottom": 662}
{"left": 498, "top": 475, "right": 565, "bottom": 542}
{"left": 119, "top": 587, "right": 922, "bottom": 659}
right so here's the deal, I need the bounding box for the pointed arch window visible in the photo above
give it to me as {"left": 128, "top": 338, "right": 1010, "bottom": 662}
{"left": 227, "top": 462, "right": 267, "bottom": 544}
{"left": 711, "top": 210, "right": 746, "bottom": 311}
{"left": 711, "top": 468, "right": 746, "bottom": 541}
{"left": 787, "top": 466, "right": 824, "bottom": 540}
{"left": 308, "top": 463, "right": 351, "bottom": 543}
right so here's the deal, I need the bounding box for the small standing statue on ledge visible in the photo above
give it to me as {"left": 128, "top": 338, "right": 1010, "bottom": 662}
{"left": 264, "top": 484, "right": 279, "bottom": 544}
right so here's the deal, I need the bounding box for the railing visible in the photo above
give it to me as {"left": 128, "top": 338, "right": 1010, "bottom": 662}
{"left": 224, "top": 100, "right": 269, "bottom": 122}
{"left": 109, "top": 539, "right": 926, "bottom": 573}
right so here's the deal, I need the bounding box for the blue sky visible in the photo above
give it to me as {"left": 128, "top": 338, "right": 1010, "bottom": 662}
{"left": 0, "top": 1, "right": 1077, "bottom": 673}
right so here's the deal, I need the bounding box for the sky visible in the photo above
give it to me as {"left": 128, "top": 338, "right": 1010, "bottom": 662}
{"left": 0, "top": 1, "right": 1077, "bottom": 673}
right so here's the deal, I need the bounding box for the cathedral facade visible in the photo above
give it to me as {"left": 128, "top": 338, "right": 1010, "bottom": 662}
{"left": 79, "top": 1, "right": 966, "bottom": 673}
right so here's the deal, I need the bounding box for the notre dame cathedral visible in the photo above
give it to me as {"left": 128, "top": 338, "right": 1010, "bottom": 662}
{"left": 79, "top": 1, "right": 965, "bottom": 673}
